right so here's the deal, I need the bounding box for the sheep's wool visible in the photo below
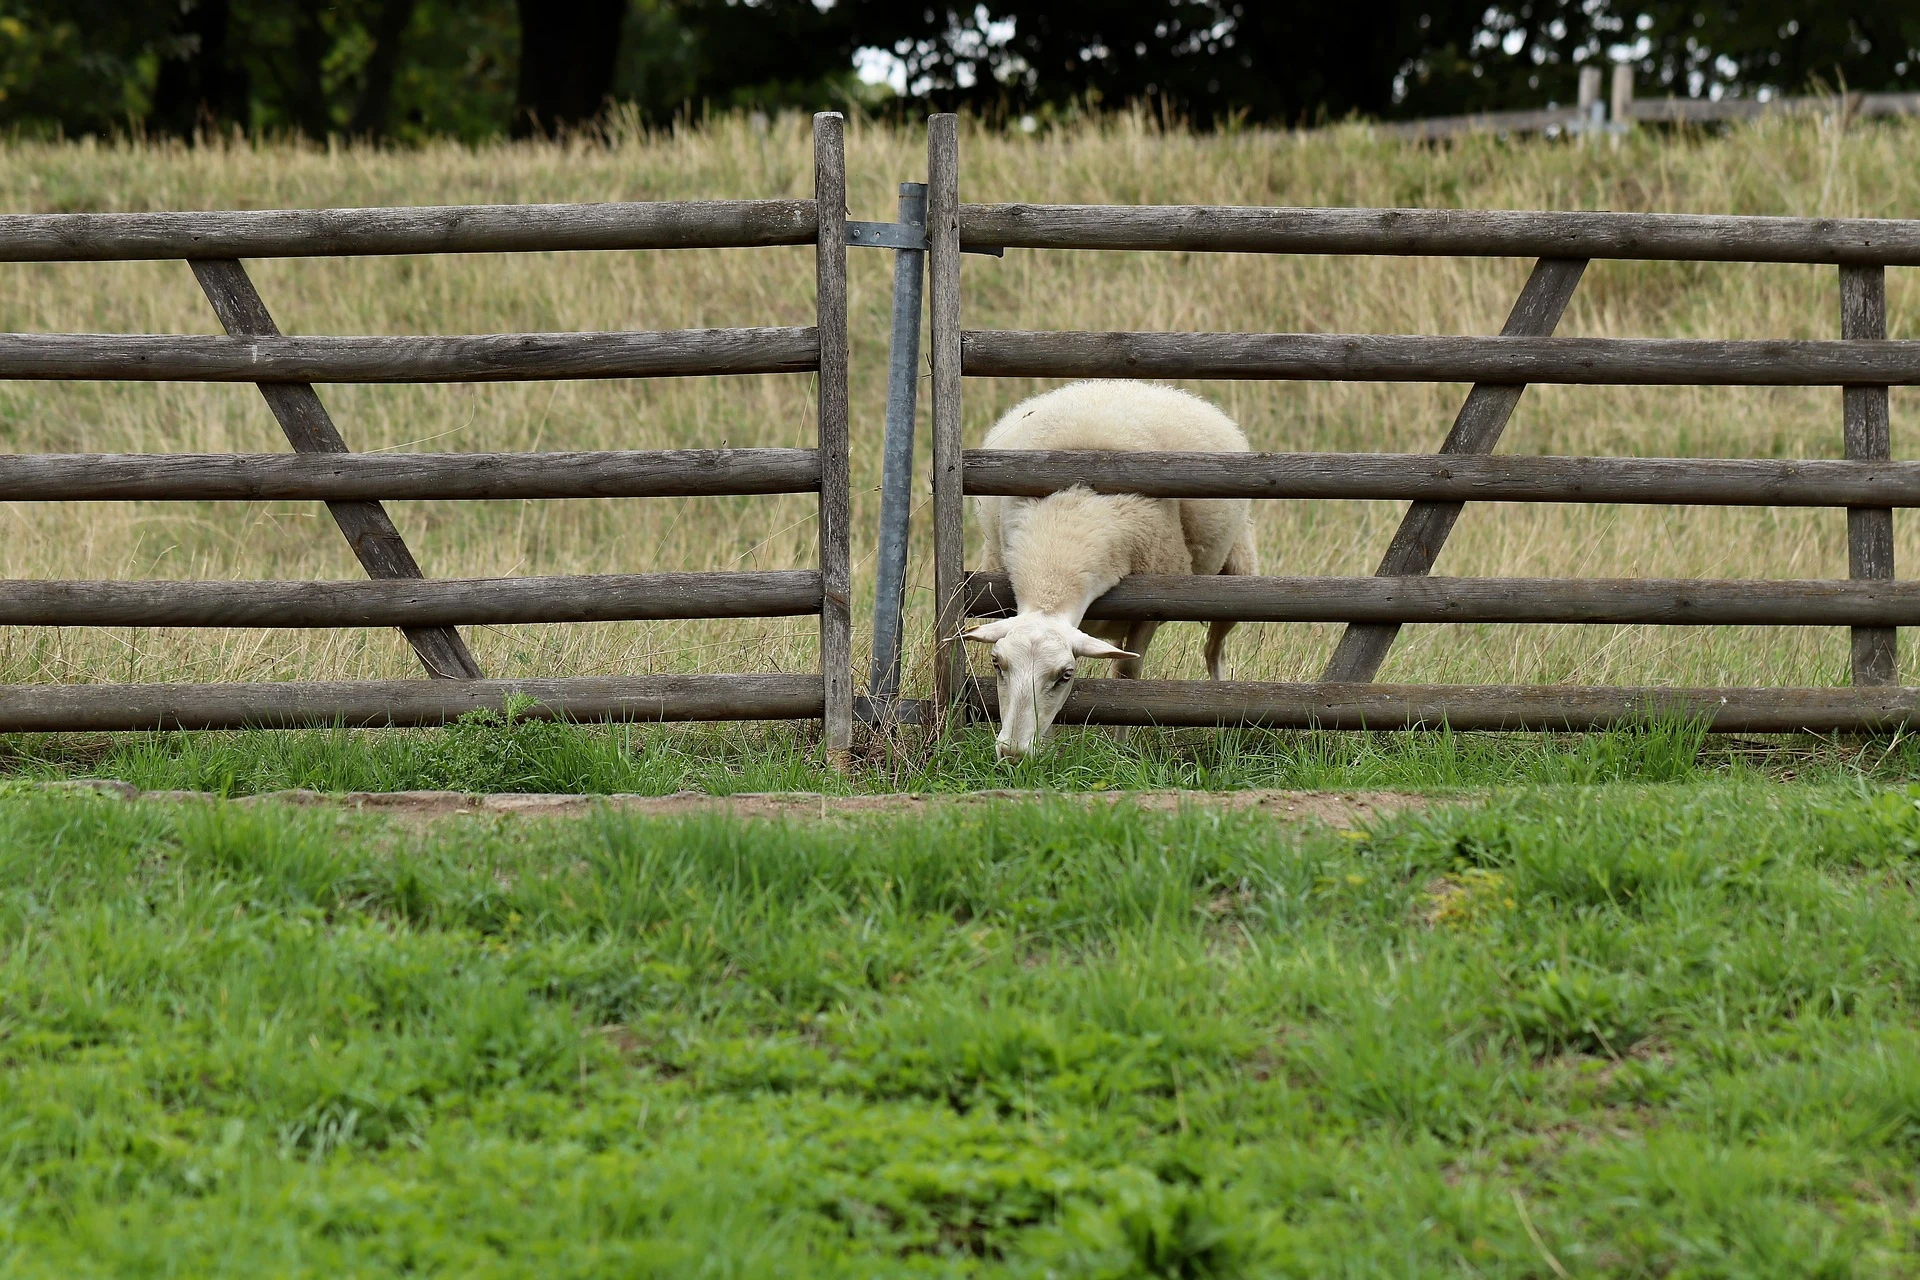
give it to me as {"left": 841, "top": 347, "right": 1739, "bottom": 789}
{"left": 969, "top": 381, "right": 1261, "bottom": 757}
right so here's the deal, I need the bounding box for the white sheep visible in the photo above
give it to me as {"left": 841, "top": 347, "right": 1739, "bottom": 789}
{"left": 962, "top": 381, "right": 1259, "bottom": 759}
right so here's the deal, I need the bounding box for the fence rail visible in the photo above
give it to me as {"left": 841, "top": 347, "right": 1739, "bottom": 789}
{"left": 959, "top": 203, "right": 1920, "bottom": 264}
{"left": 971, "top": 680, "right": 1920, "bottom": 734}
{"left": 1373, "top": 63, "right": 1920, "bottom": 142}
{"left": 962, "top": 331, "right": 1920, "bottom": 384}
{"left": 0, "top": 674, "right": 824, "bottom": 733}
{"left": 0, "top": 449, "right": 821, "bottom": 501}
{"left": 0, "top": 328, "right": 818, "bottom": 382}
{"left": 963, "top": 573, "right": 1920, "bottom": 627}
{"left": 1625, "top": 91, "right": 1920, "bottom": 128}
{"left": 963, "top": 451, "right": 1920, "bottom": 506}
{"left": 0, "top": 571, "right": 821, "bottom": 628}
{"left": 0, "top": 199, "right": 817, "bottom": 261}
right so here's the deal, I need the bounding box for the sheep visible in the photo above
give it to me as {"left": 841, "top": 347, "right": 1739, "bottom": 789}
{"left": 962, "top": 381, "right": 1259, "bottom": 760}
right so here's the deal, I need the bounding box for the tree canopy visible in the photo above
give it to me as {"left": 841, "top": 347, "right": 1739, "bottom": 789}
{"left": 0, "top": 1, "right": 1913, "bottom": 140}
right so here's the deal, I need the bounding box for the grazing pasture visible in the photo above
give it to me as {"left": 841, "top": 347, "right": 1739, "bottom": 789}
{"left": 0, "top": 111, "right": 1916, "bottom": 696}
{"left": 6, "top": 113, "right": 1920, "bottom": 1277}
{"left": 6, "top": 785, "right": 1920, "bottom": 1274}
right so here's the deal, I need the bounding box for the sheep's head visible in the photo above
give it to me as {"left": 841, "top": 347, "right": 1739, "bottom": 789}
{"left": 961, "top": 616, "right": 1136, "bottom": 761}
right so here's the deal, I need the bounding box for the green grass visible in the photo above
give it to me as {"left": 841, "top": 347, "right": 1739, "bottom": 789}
{"left": 1, "top": 711, "right": 1900, "bottom": 797}
{"left": 7, "top": 783, "right": 1920, "bottom": 1273}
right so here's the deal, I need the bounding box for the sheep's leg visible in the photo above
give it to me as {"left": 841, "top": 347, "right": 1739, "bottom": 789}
{"left": 1204, "top": 623, "right": 1235, "bottom": 682}
{"left": 1205, "top": 528, "right": 1259, "bottom": 681}
{"left": 1072, "top": 620, "right": 1152, "bottom": 748}
{"left": 1118, "top": 621, "right": 1159, "bottom": 680}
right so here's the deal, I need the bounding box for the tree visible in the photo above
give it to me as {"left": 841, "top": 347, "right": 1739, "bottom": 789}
{"left": 349, "top": 0, "right": 421, "bottom": 136}
{"left": 150, "top": 0, "right": 250, "bottom": 136}
{"left": 0, "top": 1, "right": 1915, "bottom": 141}
{"left": 0, "top": 1, "right": 174, "bottom": 136}
{"left": 512, "top": 0, "right": 629, "bottom": 136}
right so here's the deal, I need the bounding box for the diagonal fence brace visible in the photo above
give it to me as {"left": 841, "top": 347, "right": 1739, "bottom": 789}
{"left": 1319, "top": 256, "right": 1589, "bottom": 683}
{"left": 190, "top": 259, "right": 483, "bottom": 679}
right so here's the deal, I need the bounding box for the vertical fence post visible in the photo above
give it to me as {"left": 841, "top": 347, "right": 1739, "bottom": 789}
{"left": 1842, "top": 263, "right": 1897, "bottom": 685}
{"left": 1610, "top": 64, "right": 1635, "bottom": 129}
{"left": 1578, "top": 66, "right": 1603, "bottom": 134}
{"left": 868, "top": 181, "right": 928, "bottom": 712}
{"left": 928, "top": 114, "right": 967, "bottom": 727}
{"left": 813, "top": 112, "right": 853, "bottom": 749}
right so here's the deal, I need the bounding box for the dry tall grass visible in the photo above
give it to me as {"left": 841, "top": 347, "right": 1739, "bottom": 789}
{"left": 0, "top": 111, "right": 1915, "bottom": 693}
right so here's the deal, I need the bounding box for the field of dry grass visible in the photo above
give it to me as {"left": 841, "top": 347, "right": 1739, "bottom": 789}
{"left": 0, "top": 110, "right": 1915, "bottom": 694}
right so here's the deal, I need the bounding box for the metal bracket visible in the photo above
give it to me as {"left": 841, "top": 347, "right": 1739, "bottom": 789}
{"left": 848, "top": 219, "right": 926, "bottom": 251}
{"left": 847, "top": 219, "right": 1004, "bottom": 257}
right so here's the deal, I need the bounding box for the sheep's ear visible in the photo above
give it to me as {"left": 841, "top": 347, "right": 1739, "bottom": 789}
{"left": 960, "top": 620, "right": 1012, "bottom": 645}
{"left": 1069, "top": 630, "right": 1139, "bottom": 661}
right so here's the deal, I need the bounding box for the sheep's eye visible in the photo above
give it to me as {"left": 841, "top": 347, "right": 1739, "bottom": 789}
{"left": 1054, "top": 669, "right": 1075, "bottom": 687}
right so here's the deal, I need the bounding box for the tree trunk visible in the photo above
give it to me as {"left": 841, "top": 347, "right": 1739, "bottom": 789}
{"left": 512, "top": 0, "right": 629, "bottom": 138}
{"left": 283, "top": 2, "right": 335, "bottom": 139}
{"left": 151, "top": 0, "right": 249, "bottom": 137}
{"left": 349, "top": 0, "right": 421, "bottom": 138}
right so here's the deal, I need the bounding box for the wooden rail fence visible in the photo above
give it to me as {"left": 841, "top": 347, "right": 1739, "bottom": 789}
{"left": 0, "top": 113, "right": 852, "bottom": 744}
{"left": 928, "top": 111, "right": 1918, "bottom": 734}
{"left": 13, "top": 110, "right": 1920, "bottom": 743}
{"left": 1378, "top": 65, "right": 1920, "bottom": 142}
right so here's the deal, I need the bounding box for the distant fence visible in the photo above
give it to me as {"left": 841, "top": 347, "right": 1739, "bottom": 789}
{"left": 0, "top": 114, "right": 853, "bottom": 746}
{"left": 926, "top": 111, "right": 1920, "bottom": 734}
{"left": 1379, "top": 65, "right": 1920, "bottom": 142}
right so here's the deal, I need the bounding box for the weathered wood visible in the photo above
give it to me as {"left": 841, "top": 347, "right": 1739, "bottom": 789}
{"left": 0, "top": 570, "right": 821, "bottom": 628}
{"left": 1622, "top": 93, "right": 1920, "bottom": 126}
{"left": 970, "top": 678, "right": 1920, "bottom": 734}
{"left": 960, "top": 329, "right": 1920, "bottom": 385}
{"left": 962, "top": 572, "right": 1920, "bottom": 627}
{"left": 0, "top": 327, "right": 820, "bottom": 382}
{"left": 0, "top": 449, "right": 822, "bottom": 501}
{"left": 1377, "top": 106, "right": 1589, "bottom": 142}
{"left": 1323, "top": 257, "right": 1585, "bottom": 683}
{"left": 0, "top": 199, "right": 817, "bottom": 261}
{"left": 0, "top": 673, "right": 823, "bottom": 732}
{"left": 929, "top": 113, "right": 968, "bottom": 725}
{"left": 192, "top": 259, "right": 483, "bottom": 679}
{"left": 963, "top": 450, "right": 1920, "bottom": 507}
{"left": 1843, "top": 263, "right": 1897, "bottom": 685}
{"left": 958, "top": 203, "right": 1920, "bottom": 265}
{"left": 1610, "top": 65, "right": 1634, "bottom": 125}
{"left": 814, "top": 112, "right": 853, "bottom": 752}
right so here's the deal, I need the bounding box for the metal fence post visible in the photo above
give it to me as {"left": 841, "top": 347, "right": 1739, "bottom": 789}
{"left": 868, "top": 181, "right": 928, "bottom": 712}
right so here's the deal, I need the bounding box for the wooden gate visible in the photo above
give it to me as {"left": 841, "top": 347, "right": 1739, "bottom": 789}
{"left": 926, "top": 112, "right": 1920, "bottom": 733}
{"left": 0, "top": 114, "right": 852, "bottom": 748}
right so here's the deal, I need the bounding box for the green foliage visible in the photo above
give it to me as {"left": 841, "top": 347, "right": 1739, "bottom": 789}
{"left": 1, "top": 2, "right": 1914, "bottom": 141}
{"left": 0, "top": 714, "right": 1753, "bottom": 798}
{"left": 1504, "top": 966, "right": 1651, "bottom": 1055}
{"left": 1817, "top": 781, "right": 1920, "bottom": 861}
{"left": 4, "top": 783, "right": 1920, "bottom": 1270}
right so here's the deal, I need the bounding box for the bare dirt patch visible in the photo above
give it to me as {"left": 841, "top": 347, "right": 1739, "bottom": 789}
{"left": 31, "top": 780, "right": 1432, "bottom": 828}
